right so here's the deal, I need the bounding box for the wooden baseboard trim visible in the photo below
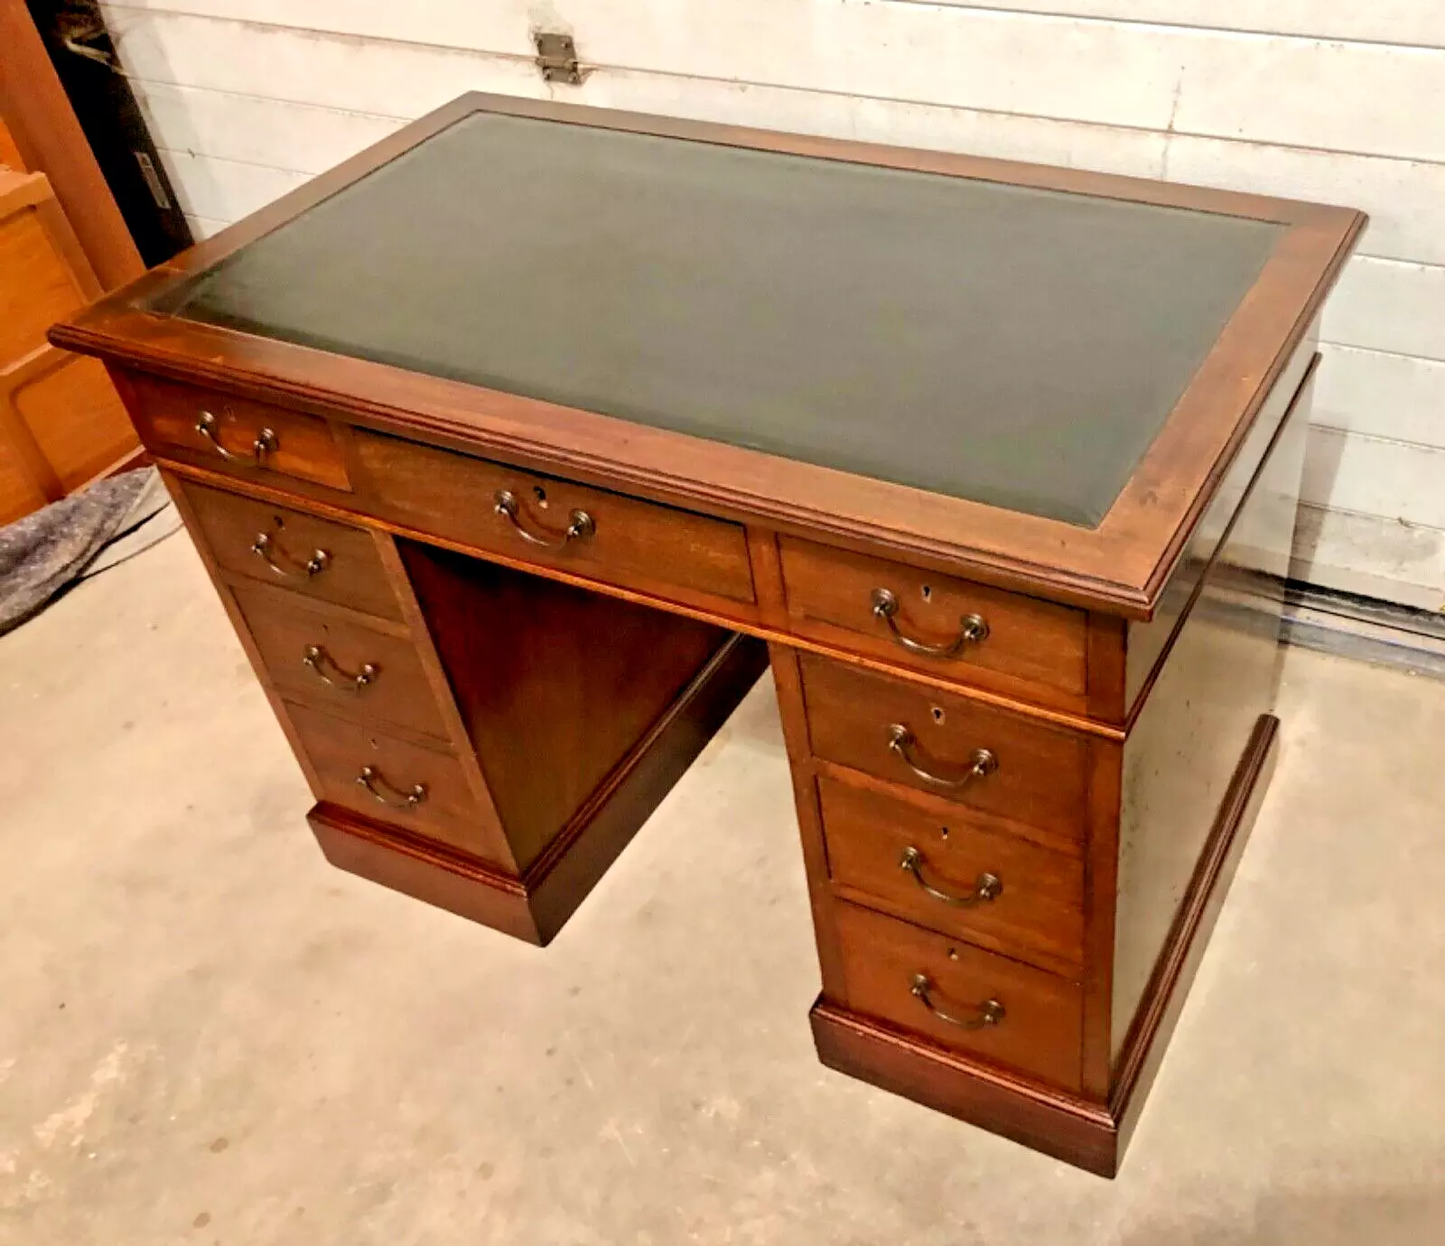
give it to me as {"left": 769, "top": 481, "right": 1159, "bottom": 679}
{"left": 309, "top": 803, "right": 541, "bottom": 939}
{"left": 810, "top": 712, "right": 1281, "bottom": 1178}
{"left": 310, "top": 632, "right": 767, "bottom": 945}
{"left": 811, "top": 1001, "right": 1118, "bottom": 1175}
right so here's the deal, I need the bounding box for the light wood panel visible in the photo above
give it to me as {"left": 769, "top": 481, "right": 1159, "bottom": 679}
{"left": 0, "top": 169, "right": 138, "bottom": 522}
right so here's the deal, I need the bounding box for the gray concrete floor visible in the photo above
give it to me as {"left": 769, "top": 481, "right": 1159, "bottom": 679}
{"left": 2, "top": 531, "right": 1444, "bottom": 1245}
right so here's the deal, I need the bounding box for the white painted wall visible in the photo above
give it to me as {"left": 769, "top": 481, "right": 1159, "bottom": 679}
{"left": 101, "top": 0, "right": 1445, "bottom": 611}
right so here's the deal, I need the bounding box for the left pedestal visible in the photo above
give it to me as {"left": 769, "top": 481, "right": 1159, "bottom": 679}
{"left": 166, "top": 470, "right": 767, "bottom": 945}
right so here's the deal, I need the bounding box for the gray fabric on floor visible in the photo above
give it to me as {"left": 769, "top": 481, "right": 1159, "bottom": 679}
{"left": 77, "top": 470, "right": 181, "bottom": 581}
{"left": 0, "top": 468, "right": 177, "bottom": 636}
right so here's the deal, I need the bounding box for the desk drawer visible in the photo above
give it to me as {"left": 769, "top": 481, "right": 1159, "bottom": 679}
{"left": 835, "top": 900, "right": 1082, "bottom": 1090}
{"left": 780, "top": 537, "right": 1086, "bottom": 702}
{"left": 285, "top": 701, "right": 488, "bottom": 858}
{"left": 819, "top": 774, "right": 1084, "bottom": 973}
{"left": 231, "top": 582, "right": 448, "bottom": 739}
{"left": 800, "top": 655, "right": 1087, "bottom": 842}
{"left": 803, "top": 653, "right": 1086, "bottom": 849}
{"left": 351, "top": 429, "right": 755, "bottom": 610}
{"left": 180, "top": 480, "right": 403, "bottom": 621}
{"left": 123, "top": 372, "right": 349, "bottom": 490}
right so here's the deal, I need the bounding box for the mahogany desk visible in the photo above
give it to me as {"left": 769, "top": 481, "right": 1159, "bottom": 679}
{"left": 53, "top": 94, "right": 1363, "bottom": 1176}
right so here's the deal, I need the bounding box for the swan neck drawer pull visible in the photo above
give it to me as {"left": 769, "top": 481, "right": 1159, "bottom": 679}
{"left": 871, "top": 588, "right": 988, "bottom": 659}
{"left": 493, "top": 489, "right": 595, "bottom": 549}
{"left": 196, "top": 410, "right": 278, "bottom": 465}
{"left": 910, "top": 974, "right": 1005, "bottom": 1030}
{"left": 250, "top": 532, "right": 329, "bottom": 578}
{"left": 899, "top": 847, "right": 1002, "bottom": 907}
{"left": 356, "top": 765, "right": 426, "bottom": 810}
{"left": 303, "top": 645, "right": 377, "bottom": 691}
{"left": 887, "top": 725, "right": 998, "bottom": 790}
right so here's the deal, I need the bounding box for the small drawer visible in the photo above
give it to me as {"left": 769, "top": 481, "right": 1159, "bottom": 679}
{"left": 834, "top": 900, "right": 1082, "bottom": 1090}
{"left": 285, "top": 700, "right": 488, "bottom": 858}
{"left": 180, "top": 479, "right": 403, "bottom": 621}
{"left": 780, "top": 537, "right": 1086, "bottom": 703}
{"left": 231, "top": 582, "right": 448, "bottom": 739}
{"left": 818, "top": 774, "right": 1084, "bottom": 973}
{"left": 121, "top": 371, "right": 349, "bottom": 490}
{"left": 800, "top": 654, "right": 1089, "bottom": 843}
{"left": 351, "top": 429, "right": 756, "bottom": 610}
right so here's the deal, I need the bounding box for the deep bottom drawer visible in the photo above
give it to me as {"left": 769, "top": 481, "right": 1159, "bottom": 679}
{"left": 834, "top": 900, "right": 1082, "bottom": 1090}
{"left": 285, "top": 700, "right": 491, "bottom": 859}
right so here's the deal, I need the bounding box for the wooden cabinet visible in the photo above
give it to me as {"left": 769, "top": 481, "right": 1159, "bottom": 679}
{"left": 53, "top": 93, "right": 1363, "bottom": 1178}
{"left": 0, "top": 167, "right": 137, "bottom": 523}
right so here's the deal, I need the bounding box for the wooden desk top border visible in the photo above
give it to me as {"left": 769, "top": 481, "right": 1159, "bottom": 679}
{"left": 51, "top": 93, "right": 1365, "bottom": 620}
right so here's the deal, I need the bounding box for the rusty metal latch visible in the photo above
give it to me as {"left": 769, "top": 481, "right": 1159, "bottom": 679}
{"left": 533, "top": 30, "right": 584, "bottom": 85}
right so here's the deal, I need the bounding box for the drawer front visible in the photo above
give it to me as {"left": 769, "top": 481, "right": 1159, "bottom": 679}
{"left": 835, "top": 900, "right": 1082, "bottom": 1090}
{"left": 231, "top": 582, "right": 448, "bottom": 739}
{"left": 780, "top": 537, "right": 1086, "bottom": 701}
{"left": 351, "top": 429, "right": 756, "bottom": 609}
{"left": 180, "top": 479, "right": 403, "bottom": 621}
{"left": 122, "top": 371, "right": 349, "bottom": 490}
{"left": 285, "top": 701, "right": 487, "bottom": 857}
{"left": 801, "top": 655, "right": 1089, "bottom": 841}
{"left": 819, "top": 775, "right": 1084, "bottom": 972}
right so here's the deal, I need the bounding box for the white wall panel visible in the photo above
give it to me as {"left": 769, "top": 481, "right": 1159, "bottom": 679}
{"left": 1292, "top": 505, "right": 1445, "bottom": 612}
{"left": 103, "top": 4, "right": 1445, "bottom": 159}
{"left": 136, "top": 83, "right": 405, "bottom": 175}
{"left": 1320, "top": 259, "right": 1445, "bottom": 361}
{"left": 1314, "top": 346, "right": 1445, "bottom": 449}
{"left": 1302, "top": 430, "right": 1445, "bottom": 530}
{"left": 152, "top": 149, "right": 308, "bottom": 223}
{"left": 107, "top": 0, "right": 1445, "bottom": 52}
{"left": 901, "top": 3, "right": 1445, "bottom": 49}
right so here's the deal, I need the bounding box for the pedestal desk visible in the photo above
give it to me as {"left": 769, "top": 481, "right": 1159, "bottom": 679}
{"left": 53, "top": 94, "right": 1363, "bottom": 1176}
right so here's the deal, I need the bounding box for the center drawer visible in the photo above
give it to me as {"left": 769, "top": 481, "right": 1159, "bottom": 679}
{"left": 800, "top": 655, "right": 1089, "bottom": 843}
{"left": 350, "top": 429, "right": 756, "bottom": 611}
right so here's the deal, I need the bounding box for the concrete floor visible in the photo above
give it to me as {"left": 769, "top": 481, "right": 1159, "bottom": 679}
{"left": 2, "top": 531, "right": 1444, "bottom": 1245}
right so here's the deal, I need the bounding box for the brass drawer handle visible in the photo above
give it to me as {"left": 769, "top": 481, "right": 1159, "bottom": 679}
{"left": 251, "top": 532, "right": 330, "bottom": 578}
{"left": 493, "top": 489, "right": 595, "bottom": 549}
{"left": 871, "top": 588, "right": 988, "bottom": 659}
{"left": 910, "top": 974, "right": 1005, "bottom": 1030}
{"left": 303, "top": 645, "right": 377, "bottom": 691}
{"left": 356, "top": 765, "right": 426, "bottom": 811}
{"left": 887, "top": 725, "right": 998, "bottom": 790}
{"left": 196, "top": 410, "right": 278, "bottom": 465}
{"left": 900, "top": 847, "right": 1002, "bottom": 908}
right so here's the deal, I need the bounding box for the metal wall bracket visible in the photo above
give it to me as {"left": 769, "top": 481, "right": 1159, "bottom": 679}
{"left": 533, "top": 31, "right": 584, "bottom": 85}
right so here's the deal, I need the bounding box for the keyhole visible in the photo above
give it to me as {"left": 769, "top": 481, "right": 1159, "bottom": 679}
{"left": 947, "top": 947, "right": 960, "bottom": 962}
{"left": 931, "top": 706, "right": 945, "bottom": 725}
{"left": 921, "top": 584, "right": 933, "bottom": 602}
{"left": 533, "top": 485, "right": 549, "bottom": 509}
{"left": 939, "top": 826, "right": 950, "bottom": 841}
